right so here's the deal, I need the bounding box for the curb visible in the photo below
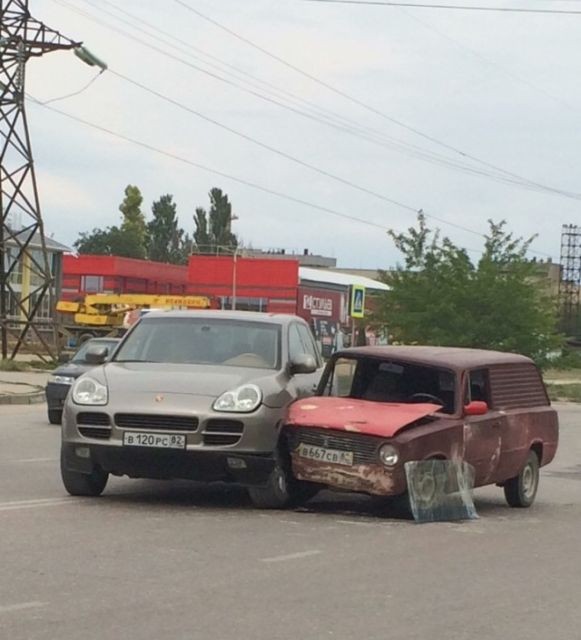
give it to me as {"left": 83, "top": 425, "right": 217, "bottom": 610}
{"left": 0, "top": 382, "right": 46, "bottom": 406}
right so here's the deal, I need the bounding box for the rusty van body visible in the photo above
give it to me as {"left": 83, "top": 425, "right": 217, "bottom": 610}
{"left": 285, "top": 346, "right": 559, "bottom": 508}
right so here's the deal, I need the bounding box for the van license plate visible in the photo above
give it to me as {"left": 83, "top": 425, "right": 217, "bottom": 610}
{"left": 297, "top": 443, "right": 353, "bottom": 466}
{"left": 123, "top": 432, "right": 186, "bottom": 449}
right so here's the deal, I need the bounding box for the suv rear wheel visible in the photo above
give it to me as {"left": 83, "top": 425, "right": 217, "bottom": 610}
{"left": 504, "top": 450, "right": 539, "bottom": 508}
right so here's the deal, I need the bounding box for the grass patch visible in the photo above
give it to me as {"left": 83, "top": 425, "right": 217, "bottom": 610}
{"left": 0, "top": 359, "right": 30, "bottom": 372}
{"left": 546, "top": 383, "right": 581, "bottom": 403}
{"left": 28, "top": 359, "right": 57, "bottom": 371}
{"left": 544, "top": 368, "right": 581, "bottom": 382}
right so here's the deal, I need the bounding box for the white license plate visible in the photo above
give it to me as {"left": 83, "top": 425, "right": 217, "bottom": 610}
{"left": 122, "top": 432, "right": 186, "bottom": 449}
{"left": 297, "top": 443, "right": 353, "bottom": 466}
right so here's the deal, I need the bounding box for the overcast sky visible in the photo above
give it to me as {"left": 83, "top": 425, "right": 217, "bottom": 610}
{"left": 24, "top": 0, "right": 580, "bottom": 268}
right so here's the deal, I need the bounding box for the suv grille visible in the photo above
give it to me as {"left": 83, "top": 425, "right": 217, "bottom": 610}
{"left": 203, "top": 419, "right": 244, "bottom": 446}
{"left": 78, "top": 427, "right": 111, "bottom": 440}
{"left": 77, "top": 412, "right": 111, "bottom": 426}
{"left": 287, "top": 427, "right": 380, "bottom": 464}
{"left": 115, "top": 414, "right": 199, "bottom": 431}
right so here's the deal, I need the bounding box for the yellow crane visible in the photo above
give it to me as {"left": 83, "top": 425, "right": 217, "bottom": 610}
{"left": 57, "top": 293, "right": 214, "bottom": 344}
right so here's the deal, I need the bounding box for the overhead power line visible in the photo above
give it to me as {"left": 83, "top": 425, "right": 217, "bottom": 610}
{"left": 27, "top": 97, "right": 505, "bottom": 258}
{"left": 303, "top": 0, "right": 581, "bottom": 14}
{"left": 172, "top": 0, "right": 581, "bottom": 200}
{"left": 57, "top": 0, "right": 566, "bottom": 194}
{"left": 52, "top": 0, "right": 581, "bottom": 201}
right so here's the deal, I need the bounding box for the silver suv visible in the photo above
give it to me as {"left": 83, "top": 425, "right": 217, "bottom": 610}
{"left": 61, "top": 311, "right": 324, "bottom": 508}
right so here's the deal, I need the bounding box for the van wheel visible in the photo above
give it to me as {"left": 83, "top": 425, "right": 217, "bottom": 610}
{"left": 60, "top": 450, "right": 108, "bottom": 497}
{"left": 504, "top": 450, "right": 539, "bottom": 508}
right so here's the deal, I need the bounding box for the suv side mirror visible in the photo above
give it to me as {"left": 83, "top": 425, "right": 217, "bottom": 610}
{"left": 85, "top": 346, "right": 109, "bottom": 365}
{"left": 464, "top": 400, "right": 488, "bottom": 416}
{"left": 290, "top": 354, "right": 317, "bottom": 375}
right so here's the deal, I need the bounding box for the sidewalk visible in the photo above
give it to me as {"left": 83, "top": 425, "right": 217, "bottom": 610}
{"left": 0, "top": 370, "right": 51, "bottom": 406}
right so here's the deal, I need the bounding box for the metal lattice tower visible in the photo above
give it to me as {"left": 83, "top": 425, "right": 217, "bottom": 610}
{"left": 559, "top": 224, "right": 581, "bottom": 337}
{"left": 0, "top": 0, "right": 79, "bottom": 359}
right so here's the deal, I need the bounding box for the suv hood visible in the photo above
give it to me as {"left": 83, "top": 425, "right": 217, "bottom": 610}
{"left": 286, "top": 397, "right": 442, "bottom": 438}
{"left": 53, "top": 362, "right": 92, "bottom": 379}
{"left": 102, "top": 362, "right": 279, "bottom": 398}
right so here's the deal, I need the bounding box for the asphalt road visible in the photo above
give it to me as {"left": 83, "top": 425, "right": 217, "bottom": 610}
{"left": 1, "top": 403, "right": 580, "bottom": 640}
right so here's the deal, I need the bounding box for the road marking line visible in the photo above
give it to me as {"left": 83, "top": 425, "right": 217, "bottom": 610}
{"left": 0, "top": 602, "right": 48, "bottom": 614}
{"left": 261, "top": 550, "right": 322, "bottom": 563}
{"left": 11, "top": 458, "right": 57, "bottom": 464}
{"left": 0, "top": 498, "right": 75, "bottom": 512}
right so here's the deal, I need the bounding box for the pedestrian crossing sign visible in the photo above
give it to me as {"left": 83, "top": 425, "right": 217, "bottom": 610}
{"left": 350, "top": 285, "right": 366, "bottom": 319}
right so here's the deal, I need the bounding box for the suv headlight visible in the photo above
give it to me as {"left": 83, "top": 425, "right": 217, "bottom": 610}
{"left": 379, "top": 444, "right": 399, "bottom": 467}
{"left": 51, "top": 375, "right": 75, "bottom": 385}
{"left": 213, "top": 384, "right": 262, "bottom": 413}
{"left": 72, "top": 377, "right": 108, "bottom": 406}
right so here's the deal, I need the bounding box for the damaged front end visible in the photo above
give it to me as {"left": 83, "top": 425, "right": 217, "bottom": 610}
{"left": 285, "top": 399, "right": 442, "bottom": 497}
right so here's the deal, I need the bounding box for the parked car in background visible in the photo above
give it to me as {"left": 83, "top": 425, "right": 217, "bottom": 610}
{"left": 285, "top": 346, "right": 559, "bottom": 510}
{"left": 60, "top": 311, "right": 324, "bottom": 508}
{"left": 46, "top": 338, "right": 120, "bottom": 425}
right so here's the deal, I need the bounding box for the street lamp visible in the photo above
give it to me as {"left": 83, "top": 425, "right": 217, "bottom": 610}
{"left": 231, "top": 214, "right": 240, "bottom": 310}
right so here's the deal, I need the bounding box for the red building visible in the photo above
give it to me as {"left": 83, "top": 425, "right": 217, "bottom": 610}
{"left": 62, "top": 255, "right": 189, "bottom": 300}
{"left": 187, "top": 255, "right": 299, "bottom": 314}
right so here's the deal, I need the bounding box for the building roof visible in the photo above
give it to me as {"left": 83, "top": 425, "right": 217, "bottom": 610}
{"left": 7, "top": 229, "right": 72, "bottom": 253}
{"left": 299, "top": 267, "right": 390, "bottom": 291}
{"left": 337, "top": 345, "right": 534, "bottom": 369}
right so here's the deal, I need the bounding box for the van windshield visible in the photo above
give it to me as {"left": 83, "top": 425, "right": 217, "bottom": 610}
{"left": 322, "top": 356, "right": 457, "bottom": 414}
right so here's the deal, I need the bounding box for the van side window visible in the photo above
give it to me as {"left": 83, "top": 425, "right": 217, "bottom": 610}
{"left": 468, "top": 369, "right": 490, "bottom": 404}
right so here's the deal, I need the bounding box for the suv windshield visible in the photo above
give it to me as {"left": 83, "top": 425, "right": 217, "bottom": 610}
{"left": 114, "top": 317, "right": 281, "bottom": 369}
{"left": 322, "top": 356, "right": 457, "bottom": 414}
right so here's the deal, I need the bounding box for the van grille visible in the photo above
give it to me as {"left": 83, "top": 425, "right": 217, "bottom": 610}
{"left": 287, "top": 428, "right": 380, "bottom": 465}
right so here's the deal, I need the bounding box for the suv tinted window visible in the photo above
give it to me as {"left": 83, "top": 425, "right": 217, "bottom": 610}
{"left": 296, "top": 323, "right": 320, "bottom": 365}
{"left": 289, "top": 324, "right": 305, "bottom": 362}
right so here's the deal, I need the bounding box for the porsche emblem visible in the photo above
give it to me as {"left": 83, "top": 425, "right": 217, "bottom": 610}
{"left": 155, "top": 394, "right": 164, "bottom": 403}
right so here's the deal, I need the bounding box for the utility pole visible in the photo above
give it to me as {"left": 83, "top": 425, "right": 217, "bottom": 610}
{"left": 0, "top": 1, "right": 80, "bottom": 359}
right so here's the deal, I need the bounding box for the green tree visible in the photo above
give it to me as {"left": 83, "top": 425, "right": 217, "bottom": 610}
{"left": 147, "top": 194, "right": 190, "bottom": 264}
{"left": 74, "top": 186, "right": 148, "bottom": 259}
{"left": 193, "top": 188, "right": 238, "bottom": 254}
{"left": 118, "top": 185, "right": 147, "bottom": 259}
{"left": 375, "top": 214, "right": 560, "bottom": 363}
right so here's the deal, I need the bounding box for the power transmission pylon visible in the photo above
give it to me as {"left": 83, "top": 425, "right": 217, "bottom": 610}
{"left": 0, "top": 1, "right": 80, "bottom": 359}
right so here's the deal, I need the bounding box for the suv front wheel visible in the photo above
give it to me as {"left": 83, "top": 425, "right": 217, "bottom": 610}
{"left": 248, "top": 452, "right": 319, "bottom": 509}
{"left": 60, "top": 449, "right": 109, "bottom": 497}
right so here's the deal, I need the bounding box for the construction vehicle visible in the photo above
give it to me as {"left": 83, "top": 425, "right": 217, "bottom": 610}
{"left": 57, "top": 294, "right": 215, "bottom": 346}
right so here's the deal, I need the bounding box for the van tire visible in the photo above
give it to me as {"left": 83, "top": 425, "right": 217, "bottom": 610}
{"left": 504, "top": 450, "right": 539, "bottom": 508}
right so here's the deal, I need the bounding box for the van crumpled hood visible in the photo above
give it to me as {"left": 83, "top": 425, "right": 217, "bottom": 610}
{"left": 286, "top": 397, "right": 442, "bottom": 438}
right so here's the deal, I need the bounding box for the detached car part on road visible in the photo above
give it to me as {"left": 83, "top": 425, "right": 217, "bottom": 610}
{"left": 60, "top": 311, "right": 324, "bottom": 508}
{"left": 45, "top": 338, "right": 120, "bottom": 424}
{"left": 285, "top": 346, "right": 559, "bottom": 511}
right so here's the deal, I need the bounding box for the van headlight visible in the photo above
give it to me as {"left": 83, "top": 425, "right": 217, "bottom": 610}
{"left": 213, "top": 384, "right": 262, "bottom": 413}
{"left": 379, "top": 444, "right": 399, "bottom": 467}
{"left": 72, "top": 377, "right": 108, "bottom": 406}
